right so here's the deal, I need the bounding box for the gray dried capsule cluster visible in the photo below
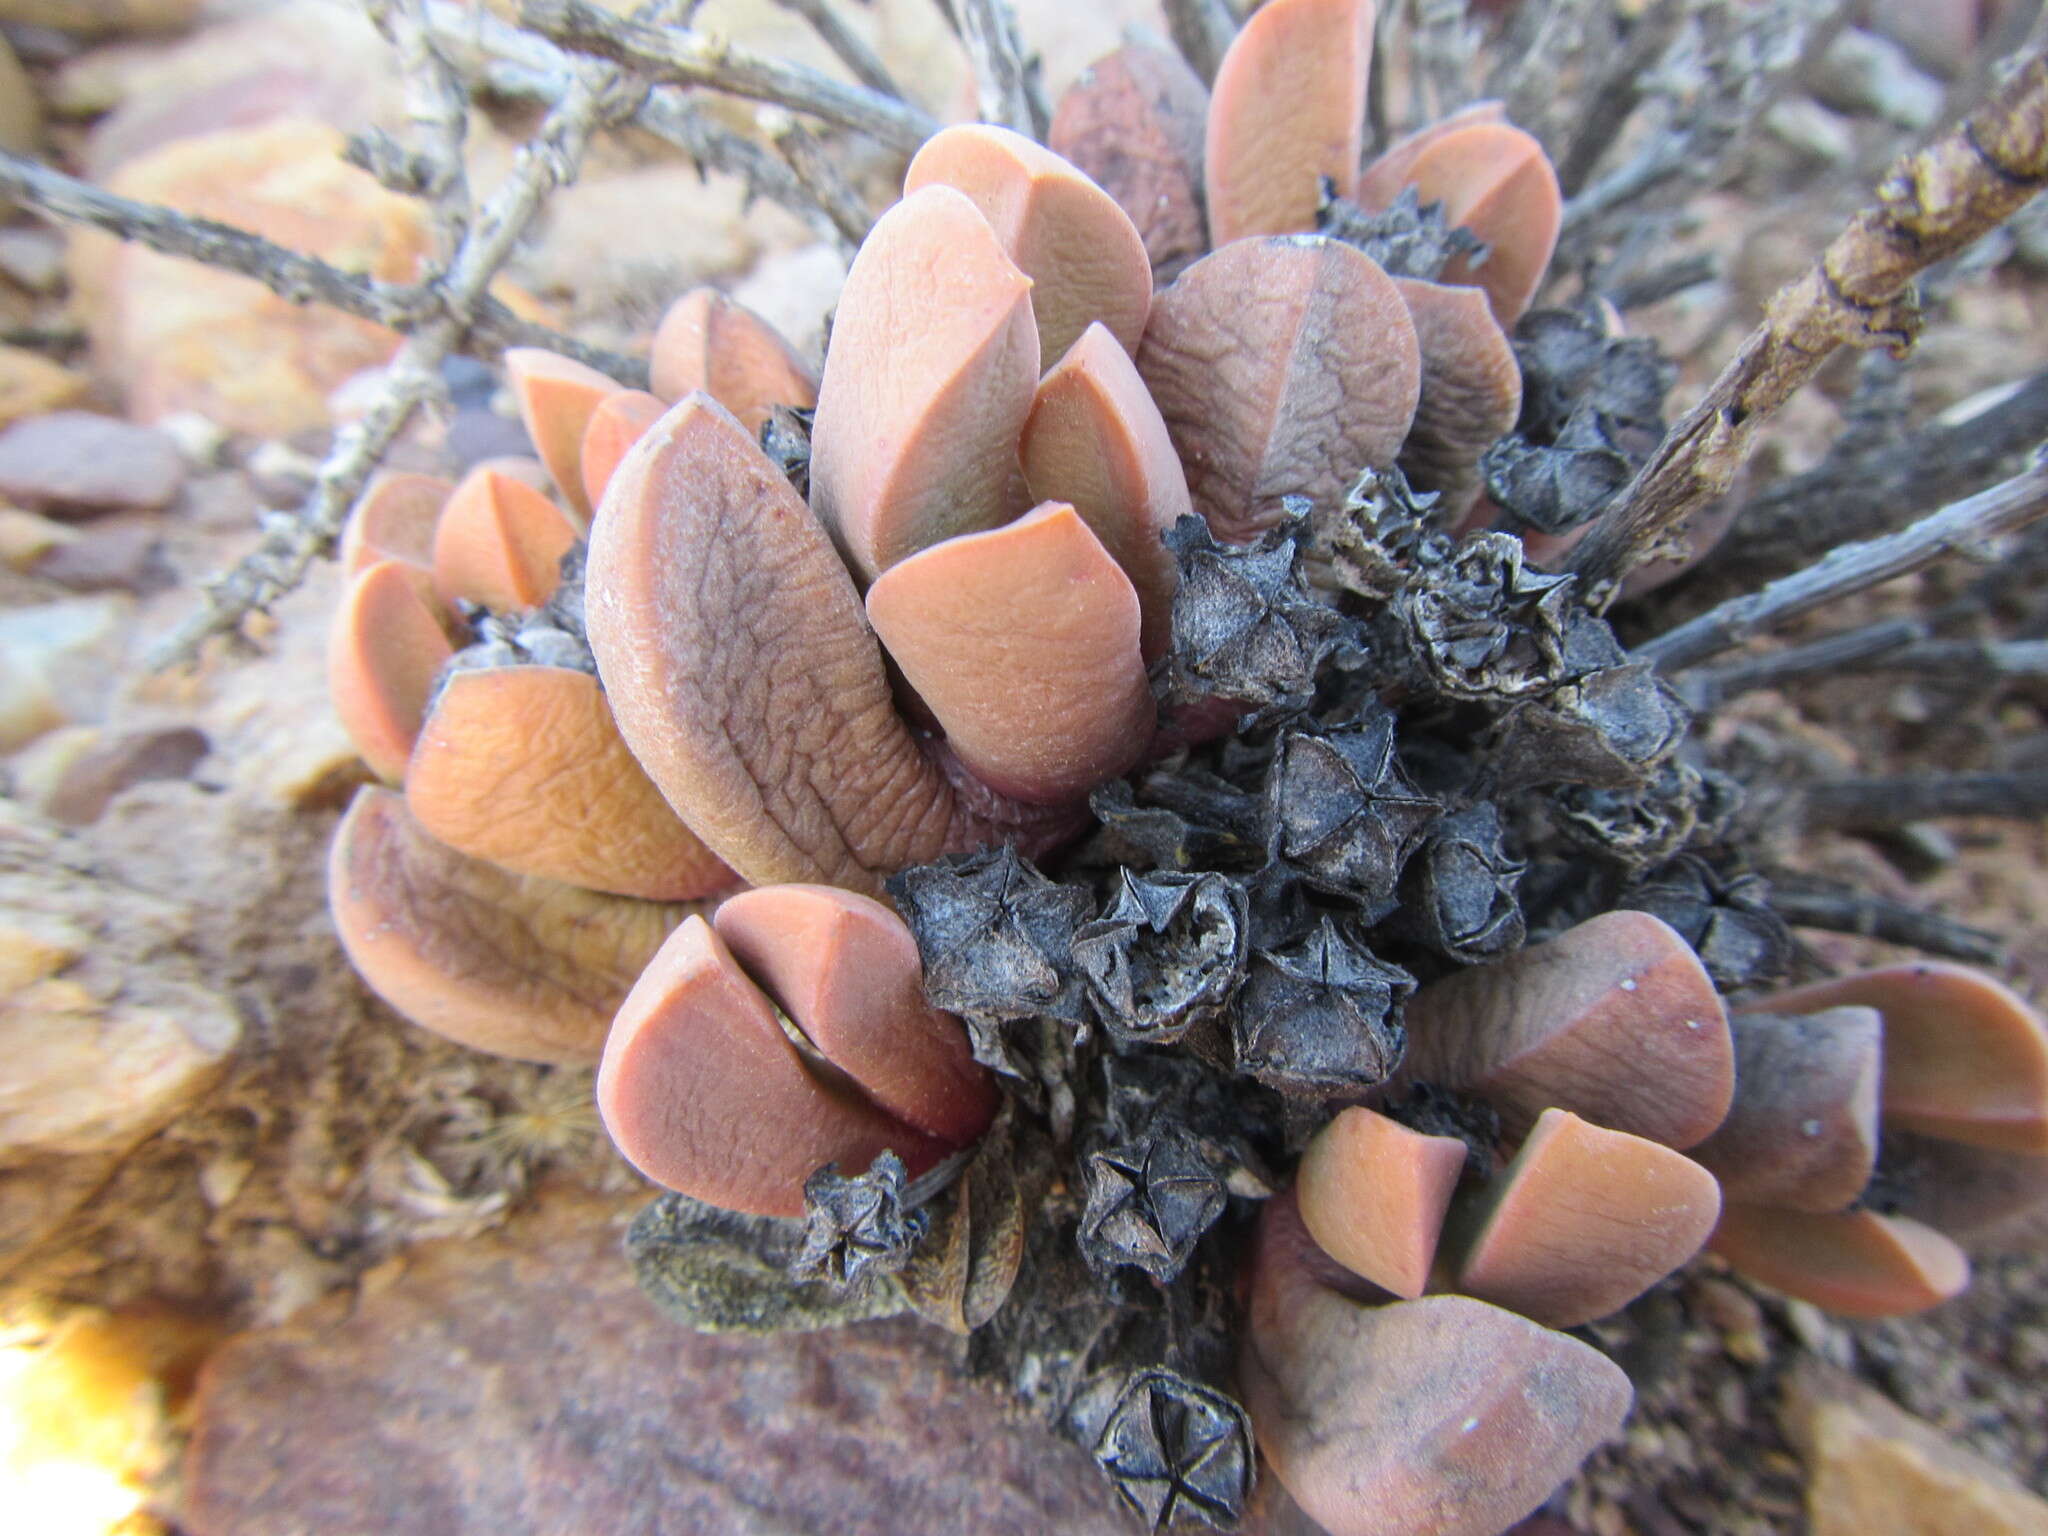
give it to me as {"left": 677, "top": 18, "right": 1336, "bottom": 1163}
{"left": 1316, "top": 180, "right": 1490, "bottom": 281}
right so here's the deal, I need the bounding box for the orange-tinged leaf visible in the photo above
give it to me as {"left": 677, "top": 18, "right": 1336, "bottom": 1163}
{"left": 1393, "top": 276, "right": 1522, "bottom": 520}
{"left": 1691, "top": 1007, "right": 1881, "bottom": 1213}
{"left": 712, "top": 884, "right": 996, "bottom": 1146}
{"left": 865, "top": 502, "right": 1154, "bottom": 804}
{"left": 596, "top": 916, "right": 950, "bottom": 1217}
{"left": 1138, "top": 236, "right": 1420, "bottom": 542}
{"left": 430, "top": 464, "right": 581, "bottom": 614}
{"left": 404, "top": 665, "right": 734, "bottom": 902}
{"left": 648, "top": 286, "right": 818, "bottom": 431}
{"left": 340, "top": 471, "right": 450, "bottom": 577}
{"left": 586, "top": 394, "right": 1064, "bottom": 894}
{"left": 1297, "top": 1106, "right": 1467, "bottom": 1299}
{"left": 328, "top": 561, "right": 455, "bottom": 783}
{"left": 809, "top": 186, "right": 1039, "bottom": 583}
{"left": 1398, "top": 910, "right": 1734, "bottom": 1149}
{"left": 1709, "top": 1204, "right": 1969, "bottom": 1318}
{"left": 1443, "top": 1108, "right": 1722, "bottom": 1329}
{"left": 1019, "top": 322, "right": 1190, "bottom": 661}
{"left": 1244, "top": 1191, "right": 1632, "bottom": 1536}
{"left": 504, "top": 347, "right": 626, "bottom": 523}
{"left": 1354, "top": 100, "right": 1509, "bottom": 207}
{"left": 905, "top": 123, "right": 1153, "bottom": 363}
{"left": 1048, "top": 41, "right": 1210, "bottom": 282}
{"left": 328, "top": 787, "right": 694, "bottom": 1065}
{"left": 1205, "top": 0, "right": 1376, "bottom": 246}
{"left": 1759, "top": 964, "right": 2048, "bottom": 1153}
{"left": 580, "top": 389, "right": 667, "bottom": 511}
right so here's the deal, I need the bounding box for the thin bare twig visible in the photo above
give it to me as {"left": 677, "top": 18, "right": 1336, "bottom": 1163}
{"left": 1673, "top": 617, "right": 1926, "bottom": 707}
{"left": 772, "top": 0, "right": 907, "bottom": 99}
{"left": 1555, "top": 0, "right": 1688, "bottom": 196}
{"left": 957, "top": 0, "right": 1038, "bottom": 136}
{"left": 1767, "top": 880, "right": 2009, "bottom": 965}
{"left": 760, "top": 108, "right": 874, "bottom": 250}
{"left": 1794, "top": 770, "right": 2048, "bottom": 829}
{"left": 1163, "top": 0, "right": 1237, "bottom": 85}
{"left": 1569, "top": 53, "right": 2048, "bottom": 601}
{"left": 520, "top": 0, "right": 941, "bottom": 153}
{"left": 1410, "top": 0, "right": 1475, "bottom": 126}
{"left": 368, "top": 0, "right": 473, "bottom": 262}
{"left": 150, "top": 46, "right": 643, "bottom": 668}
{"left": 1639, "top": 457, "right": 2048, "bottom": 672}
{"left": 0, "top": 149, "right": 642, "bottom": 382}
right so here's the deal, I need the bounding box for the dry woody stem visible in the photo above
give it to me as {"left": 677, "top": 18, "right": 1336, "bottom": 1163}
{"left": 1795, "top": 770, "right": 2048, "bottom": 831}
{"left": 520, "top": 0, "right": 942, "bottom": 153}
{"left": 1569, "top": 53, "right": 2048, "bottom": 601}
{"left": 1641, "top": 457, "right": 2048, "bottom": 672}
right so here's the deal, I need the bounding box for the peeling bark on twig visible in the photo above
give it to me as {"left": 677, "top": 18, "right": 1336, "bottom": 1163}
{"left": 1570, "top": 55, "right": 2048, "bottom": 602}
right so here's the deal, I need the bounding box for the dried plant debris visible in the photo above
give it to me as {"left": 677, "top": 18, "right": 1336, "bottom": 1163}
{"left": 1552, "top": 760, "right": 1742, "bottom": 869}
{"left": 1619, "top": 854, "right": 1792, "bottom": 994}
{"left": 1073, "top": 870, "right": 1249, "bottom": 1050}
{"left": 1159, "top": 516, "right": 1355, "bottom": 717}
{"left": 790, "top": 1151, "right": 929, "bottom": 1288}
{"left": 437, "top": 544, "right": 598, "bottom": 688}
{"left": 760, "top": 403, "right": 814, "bottom": 498}
{"left": 1383, "top": 1083, "right": 1503, "bottom": 1182}
{"left": 1316, "top": 180, "right": 1489, "bottom": 283}
{"left": 1078, "top": 1125, "right": 1228, "bottom": 1282}
{"left": 1232, "top": 916, "right": 1414, "bottom": 1096}
{"left": 1090, "top": 1368, "right": 1255, "bottom": 1531}
{"left": 1391, "top": 801, "right": 1527, "bottom": 963}
{"left": 1483, "top": 302, "right": 1676, "bottom": 535}
{"left": 1265, "top": 713, "right": 1440, "bottom": 915}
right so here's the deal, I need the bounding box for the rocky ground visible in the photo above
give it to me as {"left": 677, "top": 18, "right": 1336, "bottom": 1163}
{"left": 4, "top": 2, "right": 2048, "bottom": 1534}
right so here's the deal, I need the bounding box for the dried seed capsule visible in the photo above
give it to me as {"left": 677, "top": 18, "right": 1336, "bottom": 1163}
{"left": 1089, "top": 772, "right": 1266, "bottom": 873}
{"left": 1073, "top": 870, "right": 1250, "bottom": 1049}
{"left": 1078, "top": 1124, "right": 1229, "bottom": 1281}
{"left": 1162, "top": 516, "right": 1354, "bottom": 717}
{"left": 1266, "top": 712, "right": 1440, "bottom": 916}
{"left": 1092, "top": 1367, "right": 1255, "bottom": 1532}
{"left": 888, "top": 846, "right": 1094, "bottom": 1078}
{"left": 1490, "top": 661, "right": 1689, "bottom": 794}
{"left": 1481, "top": 412, "right": 1635, "bottom": 535}
{"left": 1234, "top": 916, "right": 1414, "bottom": 1095}
{"left": 789, "top": 1151, "right": 929, "bottom": 1289}
{"left": 1394, "top": 801, "right": 1527, "bottom": 963}
{"left": 758, "top": 404, "right": 813, "bottom": 499}
{"left": 1552, "top": 761, "right": 1740, "bottom": 868}
{"left": 1620, "top": 855, "right": 1792, "bottom": 992}
{"left": 1316, "top": 181, "right": 1489, "bottom": 283}
{"left": 1395, "top": 531, "right": 1584, "bottom": 700}
{"left": 1303, "top": 463, "right": 1453, "bottom": 604}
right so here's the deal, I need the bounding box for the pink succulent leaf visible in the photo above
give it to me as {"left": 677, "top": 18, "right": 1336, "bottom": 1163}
{"left": 1392, "top": 276, "right": 1524, "bottom": 520}
{"left": 580, "top": 389, "right": 667, "bottom": 511}
{"left": 1204, "top": 0, "right": 1376, "bottom": 246}
{"left": 1137, "top": 236, "right": 1421, "bottom": 543}
{"left": 339, "top": 471, "right": 449, "bottom": 576}
{"left": 905, "top": 124, "right": 1153, "bottom": 364}
{"left": 585, "top": 393, "right": 1074, "bottom": 897}
{"left": 430, "top": 464, "right": 580, "bottom": 614}
{"left": 1048, "top": 41, "right": 1211, "bottom": 282}
{"left": 648, "top": 286, "right": 818, "bottom": 431}
{"left": 710, "top": 884, "right": 997, "bottom": 1147}
{"left": 503, "top": 347, "right": 627, "bottom": 524}
{"left": 1354, "top": 101, "right": 1511, "bottom": 209}
{"left": 1243, "top": 1190, "right": 1633, "bottom": 1536}
{"left": 865, "top": 502, "right": 1154, "bottom": 805}
{"left": 404, "top": 665, "right": 735, "bottom": 903}
{"left": 1709, "top": 1204, "right": 1970, "bottom": 1318}
{"left": 1755, "top": 963, "right": 2048, "bottom": 1154}
{"left": 328, "top": 561, "right": 454, "bottom": 784}
{"left": 597, "top": 915, "right": 951, "bottom": 1218}
{"left": 328, "top": 787, "right": 697, "bottom": 1066}
{"left": 1690, "top": 1007, "right": 1882, "bottom": 1213}
{"left": 1296, "top": 1105, "right": 1467, "bottom": 1299}
{"left": 1019, "top": 322, "right": 1193, "bottom": 663}
{"left": 1440, "top": 1108, "right": 1723, "bottom": 1329}
{"left": 808, "top": 184, "right": 1040, "bottom": 585}
{"left": 1396, "top": 910, "right": 1735, "bottom": 1149}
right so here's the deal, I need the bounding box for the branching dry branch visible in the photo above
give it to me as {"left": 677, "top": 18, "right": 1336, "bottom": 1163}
{"left": 1640, "top": 457, "right": 2048, "bottom": 671}
{"left": 772, "top": 0, "right": 907, "bottom": 99}
{"left": 1570, "top": 53, "right": 2048, "bottom": 600}
{"left": 1768, "top": 880, "right": 2009, "bottom": 965}
{"left": 0, "top": 150, "right": 642, "bottom": 383}
{"left": 1794, "top": 770, "right": 2048, "bottom": 829}
{"left": 760, "top": 108, "right": 874, "bottom": 249}
{"left": 958, "top": 0, "right": 1039, "bottom": 137}
{"left": 520, "top": 0, "right": 941, "bottom": 153}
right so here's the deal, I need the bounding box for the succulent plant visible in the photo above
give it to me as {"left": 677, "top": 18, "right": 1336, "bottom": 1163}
{"left": 316, "top": 0, "right": 2048, "bottom": 1532}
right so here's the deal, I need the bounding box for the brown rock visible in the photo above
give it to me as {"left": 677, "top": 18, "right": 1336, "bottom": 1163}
{"left": 39, "top": 724, "right": 208, "bottom": 824}
{"left": 0, "top": 229, "right": 66, "bottom": 293}
{"left": 0, "top": 346, "right": 90, "bottom": 426}
{"left": 0, "top": 411, "right": 182, "bottom": 513}
{"left": 32, "top": 513, "right": 168, "bottom": 592}
{"left": 0, "top": 33, "right": 39, "bottom": 155}
{"left": 69, "top": 123, "right": 427, "bottom": 437}
{"left": 182, "top": 1188, "right": 1140, "bottom": 1536}
{"left": 1783, "top": 1357, "right": 2048, "bottom": 1535}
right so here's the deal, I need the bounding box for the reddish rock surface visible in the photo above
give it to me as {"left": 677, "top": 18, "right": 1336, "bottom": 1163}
{"left": 181, "top": 1189, "right": 1141, "bottom": 1536}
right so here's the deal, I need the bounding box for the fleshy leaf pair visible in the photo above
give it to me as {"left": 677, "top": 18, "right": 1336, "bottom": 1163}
{"left": 1701, "top": 963, "right": 2048, "bottom": 1316}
